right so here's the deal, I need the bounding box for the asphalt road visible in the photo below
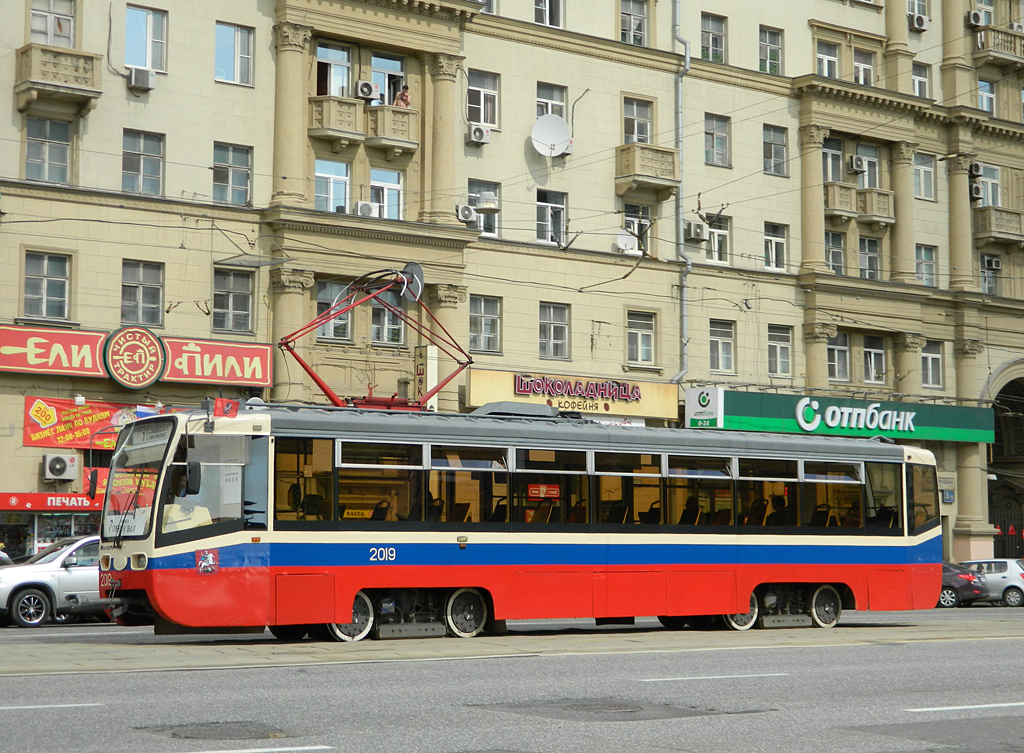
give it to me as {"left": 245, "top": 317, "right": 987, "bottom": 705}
{"left": 1, "top": 607, "right": 1022, "bottom": 753}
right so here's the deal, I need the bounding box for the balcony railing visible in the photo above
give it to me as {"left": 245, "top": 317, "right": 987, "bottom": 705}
{"left": 974, "top": 205, "right": 1024, "bottom": 245}
{"left": 857, "top": 188, "right": 895, "bottom": 228}
{"left": 15, "top": 43, "right": 102, "bottom": 117}
{"left": 614, "top": 142, "right": 679, "bottom": 202}
{"left": 823, "top": 182, "right": 858, "bottom": 222}
{"left": 364, "top": 106, "right": 419, "bottom": 159}
{"left": 974, "top": 26, "right": 1024, "bottom": 69}
{"left": 308, "top": 96, "right": 365, "bottom": 150}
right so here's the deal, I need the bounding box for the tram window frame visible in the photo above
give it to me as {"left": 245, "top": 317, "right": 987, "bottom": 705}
{"left": 864, "top": 462, "right": 904, "bottom": 533}
{"left": 737, "top": 458, "right": 798, "bottom": 481}
{"left": 906, "top": 462, "right": 939, "bottom": 533}
{"left": 802, "top": 460, "right": 861, "bottom": 483}
{"left": 335, "top": 441, "right": 424, "bottom": 469}
{"left": 429, "top": 445, "right": 509, "bottom": 470}
{"left": 666, "top": 455, "right": 734, "bottom": 478}
{"left": 593, "top": 452, "right": 661, "bottom": 476}
{"left": 428, "top": 446, "right": 510, "bottom": 525}
{"left": 515, "top": 448, "right": 588, "bottom": 473}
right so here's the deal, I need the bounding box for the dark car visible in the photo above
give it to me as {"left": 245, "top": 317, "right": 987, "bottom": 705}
{"left": 937, "top": 561, "right": 988, "bottom": 608}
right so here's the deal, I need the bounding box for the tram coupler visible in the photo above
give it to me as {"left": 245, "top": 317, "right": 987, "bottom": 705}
{"left": 58, "top": 594, "right": 127, "bottom": 616}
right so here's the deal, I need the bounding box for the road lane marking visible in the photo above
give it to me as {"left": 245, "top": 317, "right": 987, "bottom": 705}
{"left": 640, "top": 673, "right": 789, "bottom": 682}
{"left": 0, "top": 703, "right": 104, "bottom": 711}
{"left": 907, "top": 701, "right": 1024, "bottom": 712}
{"left": 181, "top": 747, "right": 333, "bottom": 753}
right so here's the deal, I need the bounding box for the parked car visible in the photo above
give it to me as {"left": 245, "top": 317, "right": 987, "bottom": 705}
{"left": 960, "top": 558, "right": 1024, "bottom": 607}
{"left": 0, "top": 549, "right": 12, "bottom": 567}
{"left": 0, "top": 536, "right": 103, "bottom": 627}
{"left": 937, "top": 562, "right": 988, "bottom": 608}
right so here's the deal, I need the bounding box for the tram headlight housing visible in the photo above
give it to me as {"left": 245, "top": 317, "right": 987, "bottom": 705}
{"left": 130, "top": 553, "right": 148, "bottom": 570}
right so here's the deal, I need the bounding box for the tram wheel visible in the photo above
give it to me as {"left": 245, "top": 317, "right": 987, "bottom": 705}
{"left": 722, "top": 592, "right": 759, "bottom": 631}
{"left": 327, "top": 590, "right": 376, "bottom": 642}
{"left": 445, "top": 587, "right": 488, "bottom": 638}
{"left": 657, "top": 615, "right": 688, "bottom": 630}
{"left": 269, "top": 624, "right": 309, "bottom": 641}
{"left": 809, "top": 584, "right": 842, "bottom": 628}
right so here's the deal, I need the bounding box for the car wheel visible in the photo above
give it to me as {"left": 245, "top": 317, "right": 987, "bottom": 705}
{"left": 1002, "top": 587, "right": 1024, "bottom": 608}
{"left": 11, "top": 588, "right": 51, "bottom": 628}
{"left": 937, "top": 587, "right": 960, "bottom": 608}
{"left": 52, "top": 613, "right": 80, "bottom": 625}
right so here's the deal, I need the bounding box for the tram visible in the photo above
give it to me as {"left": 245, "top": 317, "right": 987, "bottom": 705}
{"left": 95, "top": 400, "right": 941, "bottom": 639}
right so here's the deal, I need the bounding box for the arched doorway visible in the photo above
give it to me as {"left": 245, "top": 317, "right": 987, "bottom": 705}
{"left": 990, "top": 379, "right": 1024, "bottom": 558}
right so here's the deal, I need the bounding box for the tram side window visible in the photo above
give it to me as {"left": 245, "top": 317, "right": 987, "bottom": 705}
{"left": 865, "top": 462, "right": 903, "bottom": 530}
{"left": 429, "top": 445, "right": 509, "bottom": 524}
{"left": 594, "top": 453, "right": 661, "bottom": 525}
{"left": 162, "top": 434, "right": 249, "bottom": 534}
{"left": 799, "top": 480, "right": 862, "bottom": 528}
{"left": 735, "top": 458, "right": 797, "bottom": 527}
{"left": 335, "top": 442, "right": 422, "bottom": 522}
{"left": 666, "top": 455, "right": 733, "bottom": 526}
{"left": 274, "top": 438, "right": 335, "bottom": 522}
{"left": 513, "top": 473, "right": 589, "bottom": 524}
{"left": 906, "top": 463, "right": 939, "bottom": 532}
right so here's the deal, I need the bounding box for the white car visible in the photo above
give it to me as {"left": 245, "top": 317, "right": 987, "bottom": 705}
{"left": 0, "top": 536, "right": 102, "bottom": 627}
{"left": 960, "top": 558, "right": 1024, "bottom": 607}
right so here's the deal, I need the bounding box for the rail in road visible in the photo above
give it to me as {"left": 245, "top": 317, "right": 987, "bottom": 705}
{"left": 0, "top": 610, "right": 1020, "bottom": 677}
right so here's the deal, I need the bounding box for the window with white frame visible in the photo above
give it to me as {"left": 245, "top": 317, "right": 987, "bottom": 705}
{"left": 31, "top": 0, "right": 74, "bottom": 47}
{"left": 468, "top": 180, "right": 500, "bottom": 236}
{"left": 315, "top": 160, "right": 349, "bottom": 213}
{"left": 539, "top": 302, "right": 569, "bottom": 359}
{"left": 371, "top": 290, "right": 404, "bottom": 345}
{"left": 536, "top": 83, "right": 566, "bottom": 118}
{"left": 316, "top": 42, "right": 350, "bottom": 97}
{"left": 981, "top": 254, "right": 1000, "bottom": 294}
{"left": 627, "top": 311, "right": 655, "bottom": 365}
{"left": 767, "top": 324, "right": 791, "bottom": 376}
{"left": 214, "top": 22, "right": 253, "bottom": 85}
{"left": 921, "top": 340, "right": 943, "bottom": 388}
{"left": 859, "top": 237, "right": 880, "bottom": 280}
{"left": 621, "top": 0, "right": 647, "bottom": 46}
{"left": 978, "top": 163, "right": 1000, "bottom": 207}
{"left": 316, "top": 280, "right": 351, "bottom": 340}
{"left": 213, "top": 268, "right": 252, "bottom": 332}
{"left": 122, "top": 130, "right": 163, "bottom": 195}
{"left": 624, "top": 98, "right": 652, "bottom": 144}
{"left": 978, "top": 79, "right": 995, "bottom": 113}
{"left": 480, "top": 0, "right": 495, "bottom": 12}
{"left": 24, "top": 251, "right": 69, "bottom": 319}
{"left": 822, "top": 137, "right": 843, "bottom": 182}
{"left": 121, "top": 260, "right": 162, "bottom": 325}
{"left": 827, "top": 332, "right": 850, "bottom": 381}
{"left": 705, "top": 114, "right": 729, "bottom": 166}
{"left": 701, "top": 14, "right": 726, "bottom": 63}
{"left": 916, "top": 244, "right": 937, "bottom": 286}
{"left": 468, "top": 70, "right": 498, "bottom": 126}
{"left": 857, "top": 143, "right": 880, "bottom": 189}
{"left": 864, "top": 335, "right": 886, "bottom": 383}
{"left": 817, "top": 41, "right": 839, "bottom": 79}
{"left": 913, "top": 153, "right": 935, "bottom": 199}
{"left": 624, "top": 204, "right": 651, "bottom": 255}
{"left": 763, "top": 125, "right": 787, "bottom": 175}
{"left": 371, "top": 53, "right": 405, "bottom": 106}
{"left": 977, "top": 0, "right": 994, "bottom": 26}
{"left": 759, "top": 27, "right": 782, "bottom": 74}
{"left": 912, "top": 63, "right": 929, "bottom": 99}
{"left": 469, "top": 295, "right": 501, "bottom": 352}
{"left": 125, "top": 6, "right": 166, "bottom": 70}
{"left": 908, "top": 0, "right": 927, "bottom": 15}
{"left": 536, "top": 190, "right": 566, "bottom": 245}
{"left": 826, "top": 231, "right": 845, "bottom": 275}
{"left": 535, "top": 0, "right": 562, "bottom": 28}
{"left": 707, "top": 216, "right": 730, "bottom": 263}
{"left": 709, "top": 319, "right": 735, "bottom": 372}
{"left": 212, "top": 142, "right": 251, "bottom": 205}
{"left": 764, "top": 223, "right": 786, "bottom": 270}
{"left": 370, "top": 168, "right": 402, "bottom": 219}
{"left": 26, "top": 117, "right": 70, "bottom": 184}
{"left": 853, "top": 49, "right": 874, "bottom": 86}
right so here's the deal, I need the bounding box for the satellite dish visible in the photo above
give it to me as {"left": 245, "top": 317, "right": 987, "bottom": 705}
{"left": 531, "top": 114, "right": 573, "bottom": 157}
{"left": 401, "top": 262, "right": 424, "bottom": 302}
{"left": 615, "top": 230, "right": 638, "bottom": 253}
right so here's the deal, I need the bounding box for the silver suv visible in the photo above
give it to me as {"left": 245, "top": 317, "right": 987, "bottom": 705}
{"left": 961, "top": 558, "right": 1024, "bottom": 607}
{"left": 0, "top": 536, "right": 102, "bottom": 627}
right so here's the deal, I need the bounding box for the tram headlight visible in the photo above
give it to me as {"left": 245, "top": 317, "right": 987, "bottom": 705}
{"left": 130, "top": 553, "right": 148, "bottom": 570}
{"left": 100, "top": 555, "right": 111, "bottom": 570}
{"left": 113, "top": 555, "right": 128, "bottom": 571}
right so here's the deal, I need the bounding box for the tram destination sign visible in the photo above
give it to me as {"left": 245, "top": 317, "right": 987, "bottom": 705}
{"left": 684, "top": 388, "right": 994, "bottom": 444}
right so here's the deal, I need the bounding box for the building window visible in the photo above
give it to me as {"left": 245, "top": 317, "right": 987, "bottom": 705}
{"left": 916, "top": 244, "right": 937, "bottom": 286}
{"left": 912, "top": 63, "right": 929, "bottom": 98}
{"left": 705, "top": 114, "right": 730, "bottom": 166}
{"left": 470, "top": 295, "right": 501, "bottom": 352}
{"left": 826, "top": 231, "right": 845, "bottom": 275}
{"left": 316, "top": 42, "right": 350, "bottom": 97}
{"left": 316, "top": 280, "right": 351, "bottom": 340}
{"left": 480, "top": 0, "right": 495, "bottom": 12}
{"left": 371, "top": 53, "right": 404, "bottom": 107}
{"left": 856, "top": 144, "right": 880, "bottom": 189}
{"left": 539, "top": 303, "right": 569, "bottom": 359}
{"left": 859, "top": 237, "right": 880, "bottom": 280}
{"left": 759, "top": 27, "right": 782, "bottom": 74}
{"left": 121, "top": 260, "right": 162, "bottom": 325}
{"left": 537, "top": 190, "right": 566, "bottom": 245}
{"left": 122, "top": 130, "right": 163, "bottom": 195}
{"left": 922, "top": 340, "right": 943, "bottom": 388}
{"left": 978, "top": 79, "right": 995, "bottom": 113}
{"left": 370, "top": 168, "right": 403, "bottom": 219}
{"left": 536, "top": 83, "right": 566, "bottom": 118}
{"left": 621, "top": 0, "right": 647, "bottom": 46}
{"left": 26, "top": 117, "right": 70, "bottom": 184}
{"left": 701, "top": 14, "right": 726, "bottom": 63}
{"left": 864, "top": 335, "right": 886, "bottom": 384}
{"left": 913, "top": 153, "right": 935, "bottom": 199}
{"left": 24, "top": 251, "right": 69, "bottom": 319}
{"left": 624, "top": 98, "right": 652, "bottom": 144}
{"left": 817, "top": 41, "right": 839, "bottom": 79}
{"left": 768, "top": 324, "right": 792, "bottom": 376}
{"left": 31, "top": 0, "right": 74, "bottom": 47}
{"left": 624, "top": 204, "right": 651, "bottom": 255}
{"left": 213, "top": 269, "right": 252, "bottom": 332}
{"left": 977, "top": 0, "right": 994, "bottom": 26}
{"left": 981, "top": 255, "right": 1000, "bottom": 295}
{"left": 315, "top": 160, "right": 349, "bottom": 213}
{"left": 371, "top": 291, "right": 404, "bottom": 345}
{"left": 908, "top": 0, "right": 927, "bottom": 14}
{"left": 763, "top": 125, "right": 787, "bottom": 175}
{"left": 827, "top": 332, "right": 850, "bottom": 381}
{"left": 212, "top": 143, "right": 251, "bottom": 205}
{"left": 822, "top": 137, "right": 843, "bottom": 182}
{"left": 469, "top": 180, "right": 500, "bottom": 236}
{"left": 468, "top": 70, "right": 498, "bottom": 126}
{"left": 709, "top": 320, "right": 734, "bottom": 372}
{"left": 853, "top": 49, "right": 874, "bottom": 87}
{"left": 707, "top": 216, "right": 730, "bottom": 263}
{"left": 627, "top": 311, "right": 655, "bottom": 364}
{"left": 535, "top": 0, "right": 562, "bottom": 28}
{"left": 764, "top": 223, "right": 786, "bottom": 270}
{"left": 125, "top": 6, "right": 166, "bottom": 71}
{"left": 215, "top": 23, "right": 253, "bottom": 85}
{"left": 978, "top": 163, "right": 1000, "bottom": 207}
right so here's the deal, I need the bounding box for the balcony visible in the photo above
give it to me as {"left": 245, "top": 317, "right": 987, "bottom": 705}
{"left": 614, "top": 142, "right": 679, "bottom": 202}
{"left": 15, "top": 44, "right": 103, "bottom": 117}
{"left": 364, "top": 106, "right": 419, "bottom": 159}
{"left": 856, "top": 188, "right": 895, "bottom": 229}
{"left": 823, "top": 182, "right": 858, "bottom": 222}
{"left": 974, "top": 205, "right": 1024, "bottom": 246}
{"left": 308, "top": 96, "right": 365, "bottom": 150}
{"left": 974, "top": 26, "right": 1024, "bottom": 71}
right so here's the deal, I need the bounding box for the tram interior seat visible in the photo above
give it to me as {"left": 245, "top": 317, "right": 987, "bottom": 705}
{"left": 451, "top": 503, "right": 471, "bottom": 523}
{"left": 868, "top": 506, "right": 897, "bottom": 528}
{"left": 808, "top": 505, "right": 830, "bottom": 527}
{"left": 637, "top": 501, "right": 660, "bottom": 524}
{"left": 711, "top": 509, "right": 731, "bottom": 526}
{"left": 371, "top": 500, "right": 390, "bottom": 520}
{"left": 744, "top": 499, "right": 768, "bottom": 526}
{"left": 301, "top": 494, "right": 328, "bottom": 520}
{"left": 288, "top": 484, "right": 302, "bottom": 511}
{"left": 677, "top": 507, "right": 702, "bottom": 525}
{"left": 530, "top": 502, "right": 553, "bottom": 523}
{"left": 567, "top": 502, "right": 587, "bottom": 524}
{"left": 488, "top": 502, "right": 507, "bottom": 522}
{"left": 602, "top": 503, "right": 628, "bottom": 525}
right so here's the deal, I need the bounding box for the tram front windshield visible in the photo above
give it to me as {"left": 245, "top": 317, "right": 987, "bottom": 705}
{"left": 101, "top": 417, "right": 176, "bottom": 541}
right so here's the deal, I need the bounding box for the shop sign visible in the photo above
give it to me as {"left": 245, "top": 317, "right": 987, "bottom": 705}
{"left": 684, "top": 388, "right": 994, "bottom": 443}
{"left": 528, "top": 484, "right": 560, "bottom": 499}
{"left": 161, "top": 338, "right": 273, "bottom": 387}
{"left": 0, "top": 326, "right": 107, "bottom": 377}
{"left": 105, "top": 327, "right": 166, "bottom": 389}
{"left": 23, "top": 396, "right": 157, "bottom": 449}
{"left": 0, "top": 493, "right": 101, "bottom": 511}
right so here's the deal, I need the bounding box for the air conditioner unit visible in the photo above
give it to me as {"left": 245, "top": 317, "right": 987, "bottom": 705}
{"left": 984, "top": 256, "right": 1003, "bottom": 270}
{"left": 128, "top": 67, "right": 154, "bottom": 91}
{"left": 456, "top": 204, "right": 478, "bottom": 223}
{"left": 909, "top": 14, "right": 929, "bottom": 32}
{"left": 355, "top": 80, "right": 380, "bottom": 101}
{"left": 354, "top": 200, "right": 382, "bottom": 218}
{"left": 466, "top": 124, "right": 491, "bottom": 145}
{"left": 847, "top": 155, "right": 868, "bottom": 174}
{"left": 969, "top": 161, "right": 984, "bottom": 177}
{"left": 685, "top": 221, "right": 709, "bottom": 241}
{"left": 967, "top": 10, "right": 985, "bottom": 28}
{"left": 1011, "top": 22, "right": 1024, "bottom": 32}
{"left": 43, "top": 454, "right": 78, "bottom": 481}
{"left": 970, "top": 183, "right": 986, "bottom": 201}
{"left": 559, "top": 139, "right": 574, "bottom": 156}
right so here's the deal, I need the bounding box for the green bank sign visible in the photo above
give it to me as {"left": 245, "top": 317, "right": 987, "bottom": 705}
{"left": 684, "top": 388, "right": 994, "bottom": 444}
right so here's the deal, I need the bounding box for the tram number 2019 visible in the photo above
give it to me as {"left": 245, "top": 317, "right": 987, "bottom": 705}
{"left": 369, "top": 547, "right": 396, "bottom": 562}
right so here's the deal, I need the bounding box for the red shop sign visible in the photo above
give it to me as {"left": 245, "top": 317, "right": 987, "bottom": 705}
{"left": 0, "top": 326, "right": 107, "bottom": 378}
{"left": 527, "top": 484, "right": 561, "bottom": 499}
{"left": 0, "top": 493, "right": 102, "bottom": 511}
{"left": 161, "top": 338, "right": 273, "bottom": 387}
{"left": 23, "top": 396, "right": 151, "bottom": 450}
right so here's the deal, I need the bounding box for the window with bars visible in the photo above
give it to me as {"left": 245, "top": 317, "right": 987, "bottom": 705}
{"left": 121, "top": 260, "right": 163, "bottom": 325}
{"left": 627, "top": 311, "right": 655, "bottom": 365}
{"left": 213, "top": 268, "right": 252, "bottom": 332}
{"left": 24, "top": 251, "right": 69, "bottom": 320}
{"left": 470, "top": 295, "right": 501, "bottom": 352}
{"left": 709, "top": 320, "right": 734, "bottom": 372}
{"left": 539, "top": 303, "right": 570, "bottom": 359}
{"left": 122, "top": 130, "right": 163, "bottom": 195}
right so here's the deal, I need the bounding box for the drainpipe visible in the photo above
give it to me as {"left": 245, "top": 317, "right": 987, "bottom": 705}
{"left": 669, "top": 0, "right": 692, "bottom": 388}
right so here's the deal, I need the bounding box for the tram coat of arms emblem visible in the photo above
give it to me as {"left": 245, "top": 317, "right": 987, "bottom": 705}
{"left": 196, "top": 549, "right": 219, "bottom": 574}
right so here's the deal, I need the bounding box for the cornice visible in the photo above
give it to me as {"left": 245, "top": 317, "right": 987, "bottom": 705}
{"left": 281, "top": 0, "right": 481, "bottom": 24}
{"left": 263, "top": 206, "right": 478, "bottom": 250}
{"left": 793, "top": 75, "right": 929, "bottom": 118}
